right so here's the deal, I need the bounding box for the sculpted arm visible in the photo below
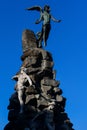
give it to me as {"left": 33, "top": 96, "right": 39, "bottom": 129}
{"left": 12, "top": 75, "right": 19, "bottom": 80}
{"left": 25, "top": 74, "right": 33, "bottom": 86}
{"left": 35, "top": 12, "right": 43, "bottom": 24}
{"left": 22, "top": 71, "right": 33, "bottom": 86}
{"left": 51, "top": 15, "right": 61, "bottom": 23}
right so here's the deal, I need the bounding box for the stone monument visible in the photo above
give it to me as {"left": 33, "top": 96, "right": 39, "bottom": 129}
{"left": 4, "top": 5, "right": 74, "bottom": 130}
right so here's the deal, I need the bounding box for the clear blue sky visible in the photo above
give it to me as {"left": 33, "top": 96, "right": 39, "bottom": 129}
{"left": 0, "top": 0, "right": 87, "bottom": 129}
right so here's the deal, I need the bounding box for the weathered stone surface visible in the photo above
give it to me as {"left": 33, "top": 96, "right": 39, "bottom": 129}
{"left": 21, "top": 48, "right": 53, "bottom": 62}
{"left": 41, "top": 49, "right": 53, "bottom": 61}
{"left": 41, "top": 85, "right": 52, "bottom": 94}
{"left": 22, "top": 29, "right": 37, "bottom": 52}
{"left": 26, "top": 67, "right": 41, "bottom": 74}
{"left": 53, "top": 86, "right": 62, "bottom": 95}
{"left": 56, "top": 95, "right": 63, "bottom": 102}
{"left": 25, "top": 94, "right": 37, "bottom": 106}
{"left": 25, "top": 86, "right": 38, "bottom": 95}
{"left": 22, "top": 56, "right": 37, "bottom": 67}
{"left": 41, "top": 60, "right": 54, "bottom": 69}
{"left": 41, "top": 77, "right": 60, "bottom": 87}
{"left": 4, "top": 29, "right": 74, "bottom": 130}
{"left": 21, "top": 48, "right": 42, "bottom": 61}
{"left": 37, "top": 96, "right": 49, "bottom": 109}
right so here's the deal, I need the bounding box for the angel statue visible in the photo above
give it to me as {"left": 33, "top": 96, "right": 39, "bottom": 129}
{"left": 26, "top": 5, "right": 61, "bottom": 48}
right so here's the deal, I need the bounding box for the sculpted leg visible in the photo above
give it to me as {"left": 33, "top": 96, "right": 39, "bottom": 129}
{"left": 43, "top": 25, "right": 47, "bottom": 47}
{"left": 17, "top": 89, "right": 24, "bottom": 113}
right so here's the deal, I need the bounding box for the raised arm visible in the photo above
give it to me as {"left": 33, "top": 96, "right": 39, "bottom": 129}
{"left": 12, "top": 75, "right": 18, "bottom": 81}
{"left": 25, "top": 75, "right": 33, "bottom": 86}
{"left": 22, "top": 71, "right": 33, "bottom": 86}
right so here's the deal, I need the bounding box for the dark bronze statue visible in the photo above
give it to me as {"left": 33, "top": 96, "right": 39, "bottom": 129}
{"left": 26, "top": 5, "right": 61, "bottom": 47}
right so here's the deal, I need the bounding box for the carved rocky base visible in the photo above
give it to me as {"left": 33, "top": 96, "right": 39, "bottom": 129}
{"left": 4, "top": 29, "right": 74, "bottom": 130}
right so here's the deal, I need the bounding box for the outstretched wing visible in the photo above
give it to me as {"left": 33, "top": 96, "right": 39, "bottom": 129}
{"left": 26, "top": 6, "right": 42, "bottom": 12}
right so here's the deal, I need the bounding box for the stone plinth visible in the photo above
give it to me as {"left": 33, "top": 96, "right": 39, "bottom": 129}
{"left": 4, "top": 29, "right": 74, "bottom": 130}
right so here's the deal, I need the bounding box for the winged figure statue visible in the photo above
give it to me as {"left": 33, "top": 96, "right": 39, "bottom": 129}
{"left": 26, "top": 5, "right": 61, "bottom": 48}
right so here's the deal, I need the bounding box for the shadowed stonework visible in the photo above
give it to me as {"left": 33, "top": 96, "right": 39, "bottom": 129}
{"left": 4, "top": 29, "right": 74, "bottom": 130}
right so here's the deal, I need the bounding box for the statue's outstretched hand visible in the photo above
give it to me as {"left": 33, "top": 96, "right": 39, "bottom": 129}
{"left": 35, "top": 20, "right": 39, "bottom": 24}
{"left": 58, "top": 20, "right": 62, "bottom": 23}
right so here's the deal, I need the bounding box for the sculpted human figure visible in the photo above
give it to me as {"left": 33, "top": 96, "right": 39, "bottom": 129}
{"left": 12, "top": 67, "right": 33, "bottom": 113}
{"left": 26, "top": 5, "right": 61, "bottom": 47}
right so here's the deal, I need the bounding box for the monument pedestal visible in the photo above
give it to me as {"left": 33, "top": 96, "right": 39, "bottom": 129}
{"left": 4, "top": 30, "right": 74, "bottom": 130}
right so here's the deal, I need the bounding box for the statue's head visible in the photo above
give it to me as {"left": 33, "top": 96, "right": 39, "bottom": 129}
{"left": 44, "top": 5, "right": 50, "bottom": 12}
